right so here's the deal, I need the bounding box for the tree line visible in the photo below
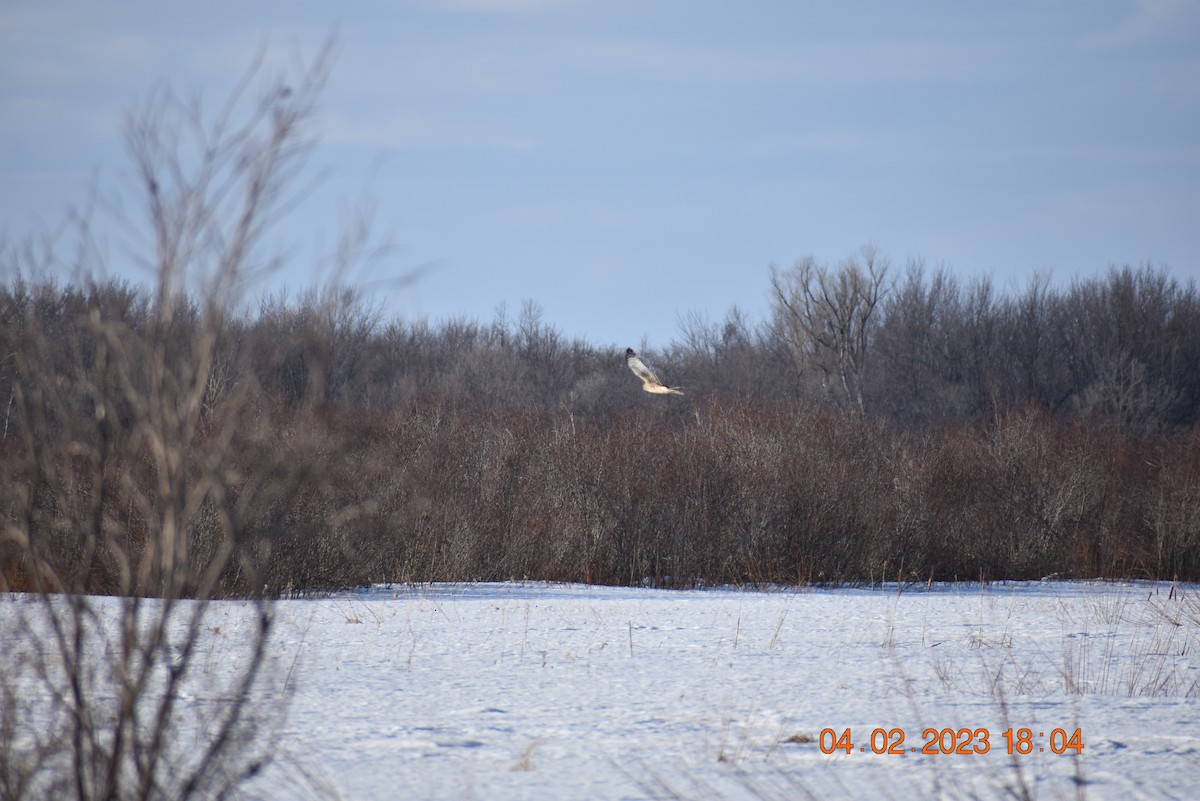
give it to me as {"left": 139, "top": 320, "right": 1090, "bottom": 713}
{"left": 3, "top": 258, "right": 1199, "bottom": 595}
{"left": 6, "top": 256, "right": 1197, "bottom": 433}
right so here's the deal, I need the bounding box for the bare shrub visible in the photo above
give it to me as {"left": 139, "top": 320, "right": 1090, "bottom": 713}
{"left": 1146, "top": 429, "right": 1200, "bottom": 580}
{"left": 237, "top": 391, "right": 1200, "bottom": 592}
{"left": 0, "top": 43, "right": 355, "bottom": 801}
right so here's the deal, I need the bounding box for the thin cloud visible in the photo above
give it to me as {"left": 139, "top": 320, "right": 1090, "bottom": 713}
{"left": 747, "top": 129, "right": 886, "bottom": 157}
{"left": 433, "top": 0, "right": 578, "bottom": 13}
{"left": 1081, "top": 0, "right": 1197, "bottom": 50}
{"left": 572, "top": 35, "right": 1019, "bottom": 87}
{"left": 324, "top": 109, "right": 544, "bottom": 153}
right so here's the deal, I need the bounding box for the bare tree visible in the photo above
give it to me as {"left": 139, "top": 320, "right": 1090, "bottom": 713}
{"left": 996, "top": 271, "right": 1073, "bottom": 413}
{"left": 769, "top": 245, "right": 892, "bottom": 412}
{"left": 1079, "top": 350, "right": 1179, "bottom": 432}
{"left": 1063, "top": 264, "right": 1200, "bottom": 430}
{"left": 871, "top": 260, "right": 966, "bottom": 422}
{"left": 671, "top": 306, "right": 790, "bottom": 402}
{"left": 0, "top": 43, "right": 344, "bottom": 801}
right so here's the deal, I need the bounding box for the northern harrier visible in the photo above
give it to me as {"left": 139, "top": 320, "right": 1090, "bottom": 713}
{"left": 625, "top": 348, "right": 683, "bottom": 395}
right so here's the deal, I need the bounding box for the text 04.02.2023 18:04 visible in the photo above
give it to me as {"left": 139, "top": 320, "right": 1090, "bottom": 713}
{"left": 819, "top": 727, "right": 1084, "bottom": 756}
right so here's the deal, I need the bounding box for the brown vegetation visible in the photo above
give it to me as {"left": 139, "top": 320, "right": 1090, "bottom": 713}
{"left": 5, "top": 282, "right": 1199, "bottom": 593}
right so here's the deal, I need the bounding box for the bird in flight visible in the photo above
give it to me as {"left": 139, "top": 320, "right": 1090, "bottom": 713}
{"left": 625, "top": 348, "right": 683, "bottom": 395}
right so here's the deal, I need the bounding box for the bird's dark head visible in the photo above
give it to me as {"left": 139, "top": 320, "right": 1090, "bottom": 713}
{"left": 625, "top": 347, "right": 635, "bottom": 357}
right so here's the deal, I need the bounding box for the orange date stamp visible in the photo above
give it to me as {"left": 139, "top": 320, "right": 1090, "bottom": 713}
{"left": 819, "top": 727, "right": 1084, "bottom": 756}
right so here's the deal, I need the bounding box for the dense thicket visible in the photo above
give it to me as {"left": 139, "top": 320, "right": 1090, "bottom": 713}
{"left": 2, "top": 260, "right": 1198, "bottom": 593}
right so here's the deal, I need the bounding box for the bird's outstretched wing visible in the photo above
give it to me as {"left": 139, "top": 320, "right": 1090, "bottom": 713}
{"left": 625, "top": 348, "right": 683, "bottom": 395}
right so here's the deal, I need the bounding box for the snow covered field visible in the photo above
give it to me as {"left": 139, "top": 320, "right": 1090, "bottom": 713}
{"left": 5, "top": 581, "right": 1199, "bottom": 800}
{"left": 251, "top": 581, "right": 1199, "bottom": 800}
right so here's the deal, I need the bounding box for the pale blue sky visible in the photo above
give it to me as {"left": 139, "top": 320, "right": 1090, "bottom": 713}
{"left": 2, "top": 1, "right": 1198, "bottom": 347}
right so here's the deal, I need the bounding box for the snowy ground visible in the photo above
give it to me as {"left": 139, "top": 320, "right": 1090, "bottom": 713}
{"left": 5, "top": 581, "right": 1199, "bottom": 800}
{"left": 250, "top": 581, "right": 1199, "bottom": 801}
